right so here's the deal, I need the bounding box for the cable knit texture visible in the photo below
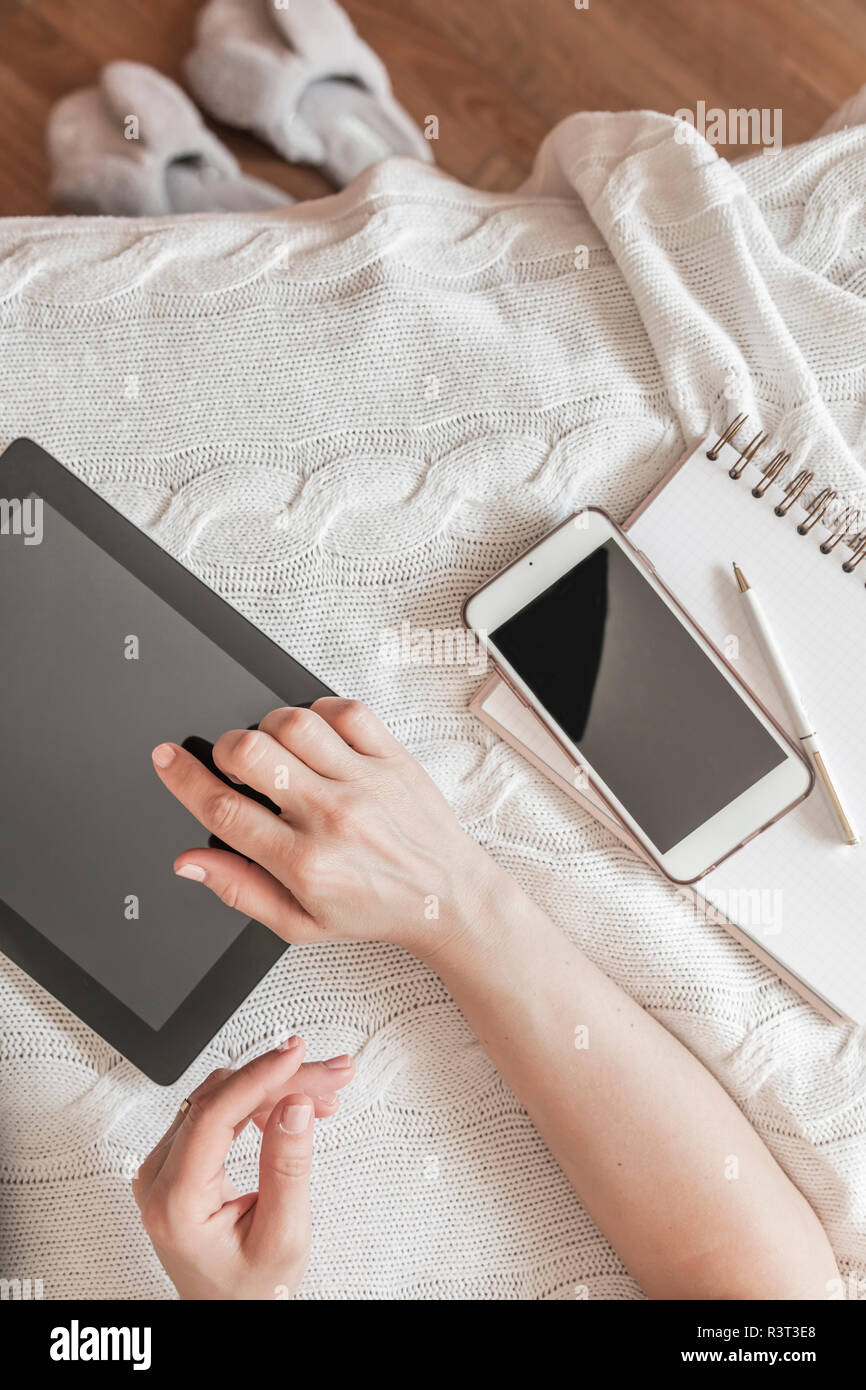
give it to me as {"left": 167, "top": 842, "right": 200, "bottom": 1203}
{"left": 1, "top": 110, "right": 866, "bottom": 1300}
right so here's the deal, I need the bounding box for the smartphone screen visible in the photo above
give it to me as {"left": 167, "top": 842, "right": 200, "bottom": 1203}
{"left": 489, "top": 538, "right": 786, "bottom": 853}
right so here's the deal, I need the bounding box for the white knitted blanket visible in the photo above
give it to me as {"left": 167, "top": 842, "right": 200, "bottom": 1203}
{"left": 2, "top": 109, "right": 866, "bottom": 1301}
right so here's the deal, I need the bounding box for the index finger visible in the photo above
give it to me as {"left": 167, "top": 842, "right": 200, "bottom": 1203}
{"left": 151, "top": 741, "right": 293, "bottom": 881}
{"left": 133, "top": 1066, "right": 234, "bottom": 1206}
{"left": 151, "top": 1040, "right": 308, "bottom": 1221}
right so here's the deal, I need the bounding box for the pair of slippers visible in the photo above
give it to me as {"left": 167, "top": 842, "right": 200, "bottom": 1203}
{"left": 47, "top": 0, "right": 434, "bottom": 215}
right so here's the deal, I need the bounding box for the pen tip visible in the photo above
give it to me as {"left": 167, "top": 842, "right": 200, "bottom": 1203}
{"left": 732, "top": 562, "right": 750, "bottom": 593}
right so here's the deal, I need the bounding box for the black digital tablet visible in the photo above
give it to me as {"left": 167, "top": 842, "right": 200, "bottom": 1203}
{"left": 0, "top": 438, "right": 333, "bottom": 1084}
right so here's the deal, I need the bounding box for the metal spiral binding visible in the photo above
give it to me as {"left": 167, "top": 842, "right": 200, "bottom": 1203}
{"left": 842, "top": 536, "right": 866, "bottom": 573}
{"left": 707, "top": 413, "right": 866, "bottom": 582}
{"left": 751, "top": 451, "right": 789, "bottom": 497}
{"left": 706, "top": 414, "right": 747, "bottom": 459}
{"left": 820, "top": 507, "right": 859, "bottom": 554}
{"left": 775, "top": 470, "right": 814, "bottom": 516}
{"left": 797, "top": 487, "right": 836, "bottom": 534}
{"left": 729, "top": 431, "right": 768, "bottom": 479}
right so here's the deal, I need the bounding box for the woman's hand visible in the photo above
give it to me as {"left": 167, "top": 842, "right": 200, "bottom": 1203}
{"left": 132, "top": 1037, "right": 355, "bottom": 1300}
{"left": 152, "top": 697, "right": 510, "bottom": 959}
{"left": 149, "top": 700, "right": 841, "bottom": 1300}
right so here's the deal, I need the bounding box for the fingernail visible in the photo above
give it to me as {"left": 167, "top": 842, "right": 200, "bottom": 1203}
{"left": 276, "top": 1035, "right": 302, "bottom": 1052}
{"left": 279, "top": 1099, "right": 312, "bottom": 1134}
{"left": 152, "top": 744, "right": 176, "bottom": 768}
{"left": 318, "top": 1092, "right": 338, "bottom": 1105}
{"left": 324, "top": 1054, "right": 352, "bottom": 1069}
{"left": 175, "top": 864, "right": 206, "bottom": 882}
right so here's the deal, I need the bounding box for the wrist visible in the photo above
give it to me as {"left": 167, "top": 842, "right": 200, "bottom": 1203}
{"left": 409, "top": 850, "right": 543, "bottom": 978}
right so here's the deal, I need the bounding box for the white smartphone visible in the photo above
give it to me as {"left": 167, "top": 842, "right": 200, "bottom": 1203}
{"left": 463, "top": 508, "right": 813, "bottom": 884}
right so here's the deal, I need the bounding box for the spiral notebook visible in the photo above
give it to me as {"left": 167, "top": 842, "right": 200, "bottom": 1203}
{"left": 470, "top": 421, "right": 866, "bottom": 1023}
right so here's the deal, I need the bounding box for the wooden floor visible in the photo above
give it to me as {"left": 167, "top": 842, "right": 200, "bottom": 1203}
{"left": 0, "top": 0, "right": 864, "bottom": 215}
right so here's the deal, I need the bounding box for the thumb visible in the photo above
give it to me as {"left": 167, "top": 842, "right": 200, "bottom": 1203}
{"left": 249, "top": 1093, "right": 314, "bottom": 1268}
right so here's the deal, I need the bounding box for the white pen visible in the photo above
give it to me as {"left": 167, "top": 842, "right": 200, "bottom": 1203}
{"left": 733, "top": 563, "right": 859, "bottom": 845}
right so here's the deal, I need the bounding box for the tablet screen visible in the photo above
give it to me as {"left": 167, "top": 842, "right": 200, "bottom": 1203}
{"left": 0, "top": 500, "right": 287, "bottom": 1030}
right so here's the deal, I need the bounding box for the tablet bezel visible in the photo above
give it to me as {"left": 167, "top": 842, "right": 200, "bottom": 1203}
{"left": 0, "top": 438, "right": 333, "bottom": 1084}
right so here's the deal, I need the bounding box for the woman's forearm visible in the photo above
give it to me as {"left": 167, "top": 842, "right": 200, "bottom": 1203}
{"left": 151, "top": 699, "right": 839, "bottom": 1300}
{"left": 423, "top": 871, "right": 839, "bottom": 1300}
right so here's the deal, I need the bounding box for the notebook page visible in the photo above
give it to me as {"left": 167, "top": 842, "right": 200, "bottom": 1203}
{"left": 629, "top": 438, "right": 866, "bottom": 1020}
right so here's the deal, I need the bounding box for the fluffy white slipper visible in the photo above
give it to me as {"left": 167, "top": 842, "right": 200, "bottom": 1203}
{"left": 184, "top": 0, "right": 434, "bottom": 186}
{"left": 47, "top": 61, "right": 293, "bottom": 215}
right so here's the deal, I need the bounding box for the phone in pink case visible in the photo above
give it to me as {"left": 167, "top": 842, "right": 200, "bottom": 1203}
{"left": 463, "top": 506, "right": 813, "bottom": 886}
